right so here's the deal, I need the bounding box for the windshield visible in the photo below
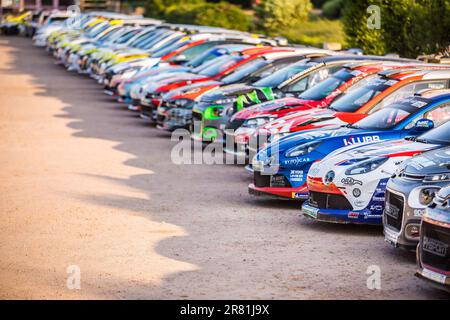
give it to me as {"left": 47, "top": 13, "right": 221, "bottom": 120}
{"left": 299, "top": 68, "right": 356, "bottom": 101}
{"left": 416, "top": 121, "right": 450, "bottom": 145}
{"left": 132, "top": 29, "right": 166, "bottom": 48}
{"left": 87, "top": 22, "right": 111, "bottom": 38}
{"left": 221, "top": 59, "right": 267, "bottom": 84}
{"left": 114, "top": 29, "right": 140, "bottom": 44}
{"left": 198, "top": 55, "right": 243, "bottom": 77}
{"left": 328, "top": 77, "right": 397, "bottom": 112}
{"left": 96, "top": 27, "right": 121, "bottom": 41}
{"left": 150, "top": 37, "right": 186, "bottom": 57}
{"left": 188, "top": 47, "right": 231, "bottom": 68}
{"left": 253, "top": 62, "right": 312, "bottom": 88}
{"left": 355, "top": 96, "right": 431, "bottom": 130}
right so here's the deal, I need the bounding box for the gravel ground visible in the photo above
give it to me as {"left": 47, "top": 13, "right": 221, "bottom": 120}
{"left": 0, "top": 36, "right": 448, "bottom": 299}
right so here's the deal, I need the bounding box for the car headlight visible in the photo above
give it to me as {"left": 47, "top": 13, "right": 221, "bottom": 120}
{"left": 285, "top": 141, "right": 321, "bottom": 158}
{"left": 204, "top": 106, "right": 222, "bottom": 120}
{"left": 345, "top": 157, "right": 388, "bottom": 175}
{"left": 419, "top": 187, "right": 440, "bottom": 206}
{"left": 243, "top": 117, "right": 274, "bottom": 128}
{"left": 423, "top": 173, "right": 450, "bottom": 182}
{"left": 213, "top": 97, "right": 236, "bottom": 105}
{"left": 173, "top": 99, "right": 193, "bottom": 108}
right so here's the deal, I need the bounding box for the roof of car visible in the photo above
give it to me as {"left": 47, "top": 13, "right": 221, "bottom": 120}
{"left": 415, "top": 88, "right": 450, "bottom": 99}
{"left": 380, "top": 68, "right": 450, "bottom": 80}
{"left": 121, "top": 18, "right": 163, "bottom": 26}
{"left": 260, "top": 50, "right": 325, "bottom": 60}
{"left": 310, "top": 55, "right": 417, "bottom": 64}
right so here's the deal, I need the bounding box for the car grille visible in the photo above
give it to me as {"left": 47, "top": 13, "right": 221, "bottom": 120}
{"left": 141, "top": 104, "right": 153, "bottom": 115}
{"left": 270, "top": 175, "right": 291, "bottom": 188}
{"left": 253, "top": 172, "right": 291, "bottom": 188}
{"left": 308, "top": 191, "right": 353, "bottom": 210}
{"left": 168, "top": 109, "right": 192, "bottom": 124}
{"left": 131, "top": 98, "right": 140, "bottom": 106}
{"left": 384, "top": 190, "right": 405, "bottom": 232}
{"left": 192, "top": 111, "right": 202, "bottom": 122}
{"left": 225, "top": 118, "right": 245, "bottom": 130}
{"left": 156, "top": 114, "right": 165, "bottom": 125}
{"left": 254, "top": 172, "right": 271, "bottom": 188}
{"left": 421, "top": 220, "right": 450, "bottom": 272}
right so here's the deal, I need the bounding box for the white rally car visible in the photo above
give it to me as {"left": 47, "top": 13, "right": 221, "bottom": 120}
{"left": 302, "top": 121, "right": 450, "bottom": 225}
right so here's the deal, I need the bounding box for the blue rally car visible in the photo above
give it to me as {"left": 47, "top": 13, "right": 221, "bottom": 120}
{"left": 249, "top": 90, "right": 450, "bottom": 200}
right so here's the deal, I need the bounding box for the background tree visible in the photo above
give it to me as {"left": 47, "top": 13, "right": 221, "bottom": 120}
{"left": 254, "top": 0, "right": 312, "bottom": 32}
{"left": 343, "top": 0, "right": 450, "bottom": 58}
{"left": 342, "top": 0, "right": 385, "bottom": 55}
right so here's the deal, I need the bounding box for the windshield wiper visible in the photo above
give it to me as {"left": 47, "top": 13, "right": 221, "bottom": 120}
{"left": 327, "top": 106, "right": 338, "bottom": 112}
{"left": 345, "top": 123, "right": 359, "bottom": 129}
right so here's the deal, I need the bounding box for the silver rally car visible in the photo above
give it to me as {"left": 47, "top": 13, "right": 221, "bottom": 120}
{"left": 416, "top": 184, "right": 450, "bottom": 292}
{"left": 384, "top": 147, "right": 450, "bottom": 250}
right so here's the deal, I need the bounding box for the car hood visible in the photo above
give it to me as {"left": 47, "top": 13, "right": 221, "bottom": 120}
{"left": 401, "top": 146, "right": 450, "bottom": 175}
{"left": 262, "top": 108, "right": 341, "bottom": 133}
{"left": 326, "top": 139, "right": 441, "bottom": 163}
{"left": 200, "top": 83, "right": 255, "bottom": 102}
{"left": 233, "top": 97, "right": 312, "bottom": 120}
{"left": 163, "top": 80, "right": 221, "bottom": 100}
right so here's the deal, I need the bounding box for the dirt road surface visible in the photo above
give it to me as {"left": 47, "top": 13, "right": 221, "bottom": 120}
{"left": 0, "top": 37, "right": 447, "bottom": 299}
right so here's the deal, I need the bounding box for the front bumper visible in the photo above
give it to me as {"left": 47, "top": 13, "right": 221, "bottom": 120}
{"left": 301, "top": 202, "right": 382, "bottom": 225}
{"left": 191, "top": 103, "right": 233, "bottom": 143}
{"left": 383, "top": 180, "right": 444, "bottom": 251}
{"left": 140, "top": 103, "right": 158, "bottom": 122}
{"left": 248, "top": 183, "right": 308, "bottom": 200}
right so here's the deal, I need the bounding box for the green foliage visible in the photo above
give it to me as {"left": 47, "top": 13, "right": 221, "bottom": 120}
{"left": 145, "top": 0, "right": 204, "bottom": 19}
{"left": 342, "top": 0, "right": 385, "bottom": 55}
{"left": 145, "top": 0, "right": 252, "bottom": 32}
{"left": 321, "top": 0, "right": 343, "bottom": 19}
{"left": 279, "top": 18, "right": 345, "bottom": 47}
{"left": 342, "top": 0, "right": 450, "bottom": 58}
{"left": 254, "top": 0, "right": 313, "bottom": 32}
{"left": 188, "top": 2, "right": 253, "bottom": 31}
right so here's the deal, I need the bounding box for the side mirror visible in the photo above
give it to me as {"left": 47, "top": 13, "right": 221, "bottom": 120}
{"left": 413, "top": 119, "right": 434, "bottom": 132}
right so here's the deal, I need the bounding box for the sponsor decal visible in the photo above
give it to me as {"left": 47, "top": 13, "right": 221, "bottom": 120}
{"left": 302, "top": 204, "right": 319, "bottom": 219}
{"left": 282, "top": 158, "right": 311, "bottom": 166}
{"left": 423, "top": 236, "right": 448, "bottom": 257}
{"left": 353, "top": 188, "right": 362, "bottom": 198}
{"left": 370, "top": 205, "right": 383, "bottom": 212}
{"left": 421, "top": 268, "right": 447, "bottom": 284}
{"left": 364, "top": 211, "right": 382, "bottom": 219}
{"left": 384, "top": 228, "right": 399, "bottom": 246}
{"left": 348, "top": 211, "right": 359, "bottom": 219}
{"left": 354, "top": 200, "right": 366, "bottom": 208}
{"left": 290, "top": 170, "right": 304, "bottom": 182}
{"left": 341, "top": 177, "right": 363, "bottom": 186}
{"left": 414, "top": 208, "right": 426, "bottom": 217}
{"left": 384, "top": 202, "right": 400, "bottom": 219}
{"left": 270, "top": 175, "right": 286, "bottom": 187}
{"left": 343, "top": 135, "right": 380, "bottom": 146}
{"left": 292, "top": 192, "right": 308, "bottom": 199}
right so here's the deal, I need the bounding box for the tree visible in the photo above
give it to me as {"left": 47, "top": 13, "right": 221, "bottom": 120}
{"left": 342, "top": 0, "right": 385, "bottom": 55}
{"left": 145, "top": 0, "right": 204, "bottom": 19}
{"left": 342, "top": 0, "right": 450, "bottom": 58}
{"left": 255, "top": 0, "right": 312, "bottom": 32}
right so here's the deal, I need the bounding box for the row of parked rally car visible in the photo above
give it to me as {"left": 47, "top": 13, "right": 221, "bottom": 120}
{"left": 27, "top": 10, "right": 450, "bottom": 292}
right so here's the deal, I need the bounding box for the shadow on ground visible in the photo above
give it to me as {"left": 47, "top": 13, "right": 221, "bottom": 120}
{"left": 2, "top": 36, "right": 447, "bottom": 299}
